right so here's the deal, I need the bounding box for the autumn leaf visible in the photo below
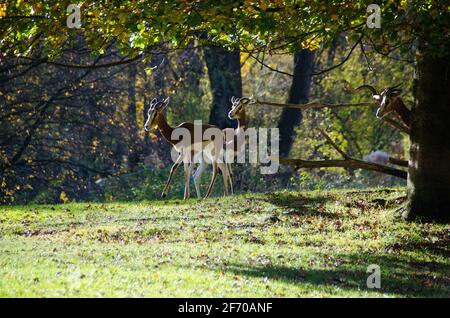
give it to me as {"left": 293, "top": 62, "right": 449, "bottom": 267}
{"left": 0, "top": 4, "right": 6, "bottom": 18}
{"left": 59, "top": 191, "right": 70, "bottom": 204}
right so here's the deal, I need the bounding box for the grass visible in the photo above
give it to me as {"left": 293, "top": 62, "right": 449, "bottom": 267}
{"left": 0, "top": 188, "right": 449, "bottom": 297}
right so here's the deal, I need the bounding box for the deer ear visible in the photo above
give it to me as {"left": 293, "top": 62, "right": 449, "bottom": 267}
{"left": 150, "top": 98, "right": 158, "bottom": 109}
{"left": 391, "top": 89, "right": 402, "bottom": 96}
{"left": 162, "top": 97, "right": 170, "bottom": 109}
{"left": 240, "top": 97, "right": 250, "bottom": 104}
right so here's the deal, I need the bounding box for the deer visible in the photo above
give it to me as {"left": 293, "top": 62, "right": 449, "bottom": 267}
{"left": 144, "top": 97, "right": 228, "bottom": 200}
{"left": 192, "top": 96, "right": 253, "bottom": 198}
{"left": 357, "top": 85, "right": 411, "bottom": 128}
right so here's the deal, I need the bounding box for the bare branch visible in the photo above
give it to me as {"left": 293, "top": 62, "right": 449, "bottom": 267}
{"left": 318, "top": 128, "right": 350, "bottom": 160}
{"left": 388, "top": 157, "right": 408, "bottom": 168}
{"left": 276, "top": 157, "right": 407, "bottom": 179}
{"left": 242, "top": 33, "right": 364, "bottom": 77}
{"left": 254, "top": 99, "right": 376, "bottom": 110}
{"left": 18, "top": 53, "right": 145, "bottom": 70}
{"left": 254, "top": 99, "right": 410, "bottom": 135}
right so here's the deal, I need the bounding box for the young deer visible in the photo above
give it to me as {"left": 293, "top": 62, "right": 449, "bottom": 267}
{"left": 144, "top": 97, "right": 225, "bottom": 199}
{"left": 192, "top": 96, "right": 252, "bottom": 197}
{"left": 357, "top": 85, "right": 411, "bottom": 127}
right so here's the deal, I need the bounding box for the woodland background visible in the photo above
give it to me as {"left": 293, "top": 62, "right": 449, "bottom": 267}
{"left": 0, "top": 36, "right": 411, "bottom": 204}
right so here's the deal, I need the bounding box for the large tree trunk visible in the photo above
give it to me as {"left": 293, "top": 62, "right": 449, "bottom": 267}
{"left": 203, "top": 46, "right": 242, "bottom": 129}
{"left": 277, "top": 49, "right": 315, "bottom": 157}
{"left": 405, "top": 46, "right": 450, "bottom": 222}
{"left": 178, "top": 42, "right": 203, "bottom": 94}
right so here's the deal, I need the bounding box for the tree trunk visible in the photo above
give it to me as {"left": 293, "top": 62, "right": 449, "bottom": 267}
{"left": 126, "top": 63, "right": 140, "bottom": 170}
{"left": 178, "top": 42, "right": 203, "bottom": 94}
{"left": 277, "top": 49, "right": 315, "bottom": 157}
{"left": 405, "top": 46, "right": 450, "bottom": 222}
{"left": 128, "top": 63, "right": 138, "bottom": 139}
{"left": 203, "top": 46, "right": 242, "bottom": 129}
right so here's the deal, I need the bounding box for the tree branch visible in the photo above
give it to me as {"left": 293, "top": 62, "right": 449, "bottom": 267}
{"left": 243, "top": 32, "right": 364, "bottom": 77}
{"left": 18, "top": 53, "right": 145, "bottom": 70}
{"left": 277, "top": 157, "right": 407, "bottom": 179}
{"left": 388, "top": 157, "right": 408, "bottom": 168}
{"left": 254, "top": 99, "right": 410, "bottom": 135}
{"left": 269, "top": 126, "right": 408, "bottom": 180}
{"left": 254, "top": 99, "right": 376, "bottom": 110}
{"left": 318, "top": 128, "right": 350, "bottom": 159}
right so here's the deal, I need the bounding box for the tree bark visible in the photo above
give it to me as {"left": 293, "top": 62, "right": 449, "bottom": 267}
{"left": 203, "top": 46, "right": 242, "bottom": 129}
{"left": 127, "top": 63, "right": 138, "bottom": 139}
{"left": 127, "top": 62, "right": 139, "bottom": 170}
{"left": 405, "top": 45, "right": 450, "bottom": 222}
{"left": 277, "top": 49, "right": 315, "bottom": 157}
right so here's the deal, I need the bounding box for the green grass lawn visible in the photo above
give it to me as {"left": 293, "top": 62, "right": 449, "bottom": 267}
{"left": 0, "top": 188, "right": 448, "bottom": 297}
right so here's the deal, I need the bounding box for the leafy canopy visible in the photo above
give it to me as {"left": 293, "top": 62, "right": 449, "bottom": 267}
{"left": 1, "top": 1, "right": 448, "bottom": 59}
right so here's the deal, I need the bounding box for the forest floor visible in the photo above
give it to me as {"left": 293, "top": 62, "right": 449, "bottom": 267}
{"left": 0, "top": 188, "right": 449, "bottom": 297}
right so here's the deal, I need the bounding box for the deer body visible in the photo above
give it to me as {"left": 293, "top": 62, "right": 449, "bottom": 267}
{"left": 357, "top": 85, "right": 411, "bottom": 128}
{"left": 193, "top": 96, "right": 251, "bottom": 198}
{"left": 379, "top": 96, "right": 410, "bottom": 128}
{"left": 145, "top": 98, "right": 223, "bottom": 200}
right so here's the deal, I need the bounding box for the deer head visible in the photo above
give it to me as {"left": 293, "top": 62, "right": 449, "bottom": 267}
{"left": 228, "top": 95, "right": 254, "bottom": 120}
{"left": 144, "top": 97, "right": 170, "bottom": 131}
{"left": 356, "top": 85, "right": 402, "bottom": 118}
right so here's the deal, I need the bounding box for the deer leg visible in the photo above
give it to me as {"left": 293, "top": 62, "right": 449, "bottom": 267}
{"left": 183, "top": 162, "right": 192, "bottom": 200}
{"left": 193, "top": 160, "right": 206, "bottom": 199}
{"left": 204, "top": 161, "right": 218, "bottom": 199}
{"left": 218, "top": 162, "right": 228, "bottom": 196}
{"left": 227, "top": 163, "right": 234, "bottom": 195}
{"left": 161, "top": 154, "right": 182, "bottom": 198}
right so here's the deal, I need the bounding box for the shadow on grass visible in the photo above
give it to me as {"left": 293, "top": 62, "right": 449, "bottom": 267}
{"left": 263, "top": 189, "right": 408, "bottom": 220}
{"left": 224, "top": 252, "right": 450, "bottom": 297}
{"left": 262, "top": 192, "right": 343, "bottom": 220}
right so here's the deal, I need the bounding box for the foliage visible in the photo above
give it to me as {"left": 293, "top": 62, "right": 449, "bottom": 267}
{"left": 1, "top": 188, "right": 448, "bottom": 297}
{"left": 1, "top": 1, "right": 448, "bottom": 60}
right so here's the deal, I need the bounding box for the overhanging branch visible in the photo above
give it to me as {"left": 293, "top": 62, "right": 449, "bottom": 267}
{"left": 254, "top": 99, "right": 410, "bottom": 134}
{"left": 270, "top": 127, "right": 408, "bottom": 180}
{"left": 278, "top": 157, "right": 407, "bottom": 179}
{"left": 18, "top": 53, "right": 145, "bottom": 70}
{"left": 254, "top": 99, "right": 376, "bottom": 110}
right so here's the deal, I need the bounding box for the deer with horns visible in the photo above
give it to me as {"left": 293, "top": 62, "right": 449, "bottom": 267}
{"left": 144, "top": 97, "right": 230, "bottom": 200}
{"left": 192, "top": 96, "right": 254, "bottom": 198}
{"left": 357, "top": 84, "right": 411, "bottom": 128}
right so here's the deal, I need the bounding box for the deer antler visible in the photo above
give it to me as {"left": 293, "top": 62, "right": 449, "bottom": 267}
{"left": 356, "top": 85, "right": 379, "bottom": 96}
{"left": 149, "top": 97, "right": 159, "bottom": 111}
{"left": 384, "top": 84, "right": 402, "bottom": 97}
